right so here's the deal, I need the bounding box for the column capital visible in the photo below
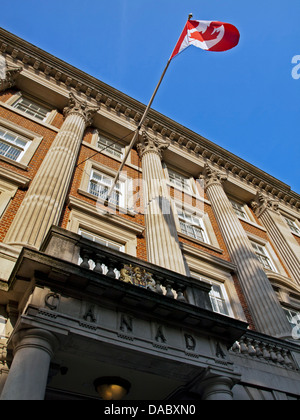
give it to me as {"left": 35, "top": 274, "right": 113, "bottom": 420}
{"left": 0, "top": 59, "right": 22, "bottom": 92}
{"left": 12, "top": 328, "right": 59, "bottom": 359}
{"left": 63, "top": 92, "right": 99, "bottom": 127}
{"left": 251, "top": 192, "right": 280, "bottom": 217}
{"left": 136, "top": 131, "right": 170, "bottom": 160}
{"left": 201, "top": 164, "right": 227, "bottom": 190}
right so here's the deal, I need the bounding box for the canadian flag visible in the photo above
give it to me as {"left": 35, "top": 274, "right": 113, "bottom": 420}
{"left": 171, "top": 19, "right": 240, "bottom": 59}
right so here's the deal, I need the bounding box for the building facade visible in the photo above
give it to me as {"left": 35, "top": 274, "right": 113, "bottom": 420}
{"left": 0, "top": 28, "right": 299, "bottom": 400}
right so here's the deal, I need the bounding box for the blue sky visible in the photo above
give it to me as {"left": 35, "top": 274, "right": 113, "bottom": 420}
{"left": 1, "top": 0, "right": 299, "bottom": 193}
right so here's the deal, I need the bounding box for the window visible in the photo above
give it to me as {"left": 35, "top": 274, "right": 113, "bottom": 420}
{"left": 97, "top": 135, "right": 123, "bottom": 159}
{"left": 12, "top": 96, "right": 50, "bottom": 121}
{"left": 192, "top": 274, "right": 232, "bottom": 316}
{"left": 0, "top": 127, "right": 30, "bottom": 162}
{"left": 79, "top": 229, "right": 124, "bottom": 252}
{"left": 251, "top": 241, "right": 276, "bottom": 271}
{"left": 284, "top": 217, "right": 300, "bottom": 235}
{"left": 178, "top": 209, "right": 208, "bottom": 243}
{"left": 230, "top": 200, "right": 249, "bottom": 220}
{"left": 168, "top": 169, "right": 192, "bottom": 193}
{"left": 209, "top": 283, "right": 231, "bottom": 316}
{"left": 78, "top": 229, "right": 124, "bottom": 276}
{"left": 88, "top": 169, "right": 124, "bottom": 207}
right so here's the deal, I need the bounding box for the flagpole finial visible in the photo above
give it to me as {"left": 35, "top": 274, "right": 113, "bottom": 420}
{"left": 188, "top": 13, "right": 193, "bottom": 20}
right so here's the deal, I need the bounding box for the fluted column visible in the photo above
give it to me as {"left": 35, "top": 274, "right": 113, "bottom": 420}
{"left": 4, "top": 93, "right": 99, "bottom": 249}
{"left": 252, "top": 193, "right": 300, "bottom": 284}
{"left": 202, "top": 164, "right": 291, "bottom": 337}
{"left": 0, "top": 329, "right": 59, "bottom": 400}
{"left": 137, "top": 132, "right": 187, "bottom": 275}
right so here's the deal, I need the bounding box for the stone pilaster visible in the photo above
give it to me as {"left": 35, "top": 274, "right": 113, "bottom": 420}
{"left": 202, "top": 164, "right": 291, "bottom": 337}
{"left": 0, "top": 329, "right": 59, "bottom": 400}
{"left": 4, "top": 93, "right": 99, "bottom": 249}
{"left": 137, "top": 131, "right": 187, "bottom": 275}
{"left": 252, "top": 193, "right": 300, "bottom": 284}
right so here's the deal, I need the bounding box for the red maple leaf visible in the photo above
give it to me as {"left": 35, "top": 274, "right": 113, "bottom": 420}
{"left": 190, "top": 23, "right": 221, "bottom": 42}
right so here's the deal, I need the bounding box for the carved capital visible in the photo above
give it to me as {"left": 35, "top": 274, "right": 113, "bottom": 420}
{"left": 201, "top": 164, "right": 227, "bottom": 190}
{"left": 136, "top": 131, "right": 170, "bottom": 160}
{"left": 0, "top": 57, "right": 22, "bottom": 92}
{"left": 63, "top": 92, "right": 99, "bottom": 127}
{"left": 251, "top": 192, "right": 280, "bottom": 218}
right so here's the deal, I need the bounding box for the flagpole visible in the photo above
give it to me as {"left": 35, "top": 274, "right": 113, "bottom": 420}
{"left": 104, "top": 58, "right": 172, "bottom": 206}
{"left": 104, "top": 14, "right": 193, "bottom": 207}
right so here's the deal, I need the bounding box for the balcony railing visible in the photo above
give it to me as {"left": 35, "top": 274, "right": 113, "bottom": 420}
{"left": 230, "top": 330, "right": 299, "bottom": 371}
{"left": 77, "top": 237, "right": 213, "bottom": 311}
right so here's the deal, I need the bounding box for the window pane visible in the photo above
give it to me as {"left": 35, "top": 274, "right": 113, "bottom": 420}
{"left": 13, "top": 97, "right": 50, "bottom": 121}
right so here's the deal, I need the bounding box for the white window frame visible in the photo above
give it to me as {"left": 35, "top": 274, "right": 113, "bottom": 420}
{"left": 192, "top": 274, "right": 233, "bottom": 317}
{"left": 251, "top": 241, "right": 277, "bottom": 272}
{"left": 0, "top": 126, "right": 30, "bottom": 162}
{"left": 96, "top": 133, "right": 124, "bottom": 160}
{"left": 88, "top": 168, "right": 125, "bottom": 208}
{"left": 78, "top": 228, "right": 124, "bottom": 276}
{"left": 283, "top": 216, "right": 300, "bottom": 235}
{"left": 78, "top": 228, "right": 125, "bottom": 252}
{"left": 177, "top": 207, "right": 209, "bottom": 244}
{"left": 12, "top": 95, "right": 51, "bottom": 122}
{"left": 167, "top": 168, "right": 193, "bottom": 194}
{"left": 230, "top": 199, "right": 250, "bottom": 221}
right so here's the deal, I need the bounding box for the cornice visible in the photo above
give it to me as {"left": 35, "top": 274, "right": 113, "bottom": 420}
{"left": 0, "top": 27, "right": 299, "bottom": 210}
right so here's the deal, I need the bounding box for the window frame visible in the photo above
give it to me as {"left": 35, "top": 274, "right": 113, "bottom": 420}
{"left": 230, "top": 199, "right": 250, "bottom": 221}
{"left": 88, "top": 168, "right": 125, "bottom": 208}
{"left": 0, "top": 126, "right": 30, "bottom": 162}
{"left": 96, "top": 133, "right": 124, "bottom": 160}
{"left": 192, "top": 273, "right": 233, "bottom": 317}
{"left": 283, "top": 216, "right": 300, "bottom": 235}
{"left": 177, "top": 207, "right": 209, "bottom": 244}
{"left": 167, "top": 168, "right": 193, "bottom": 194}
{"left": 251, "top": 241, "right": 277, "bottom": 272}
{"left": 12, "top": 95, "right": 52, "bottom": 122}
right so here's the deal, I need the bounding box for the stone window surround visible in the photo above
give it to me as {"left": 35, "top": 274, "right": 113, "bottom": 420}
{"left": 66, "top": 195, "right": 145, "bottom": 258}
{"left": 0, "top": 116, "right": 43, "bottom": 169}
{"left": 90, "top": 128, "right": 127, "bottom": 162}
{"left": 78, "top": 160, "right": 134, "bottom": 216}
{"left": 172, "top": 198, "right": 221, "bottom": 252}
{"left": 191, "top": 271, "right": 235, "bottom": 318}
{"left": 246, "top": 231, "right": 286, "bottom": 277}
{"left": 4, "top": 91, "right": 57, "bottom": 125}
{"left": 184, "top": 248, "right": 246, "bottom": 323}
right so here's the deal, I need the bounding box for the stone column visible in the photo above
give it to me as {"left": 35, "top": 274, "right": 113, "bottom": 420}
{"left": 202, "top": 164, "right": 291, "bottom": 337}
{"left": 0, "top": 329, "right": 59, "bottom": 400}
{"left": 251, "top": 193, "right": 300, "bottom": 284}
{"left": 4, "top": 93, "right": 99, "bottom": 249}
{"left": 201, "top": 376, "right": 234, "bottom": 401}
{"left": 137, "top": 131, "right": 187, "bottom": 275}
